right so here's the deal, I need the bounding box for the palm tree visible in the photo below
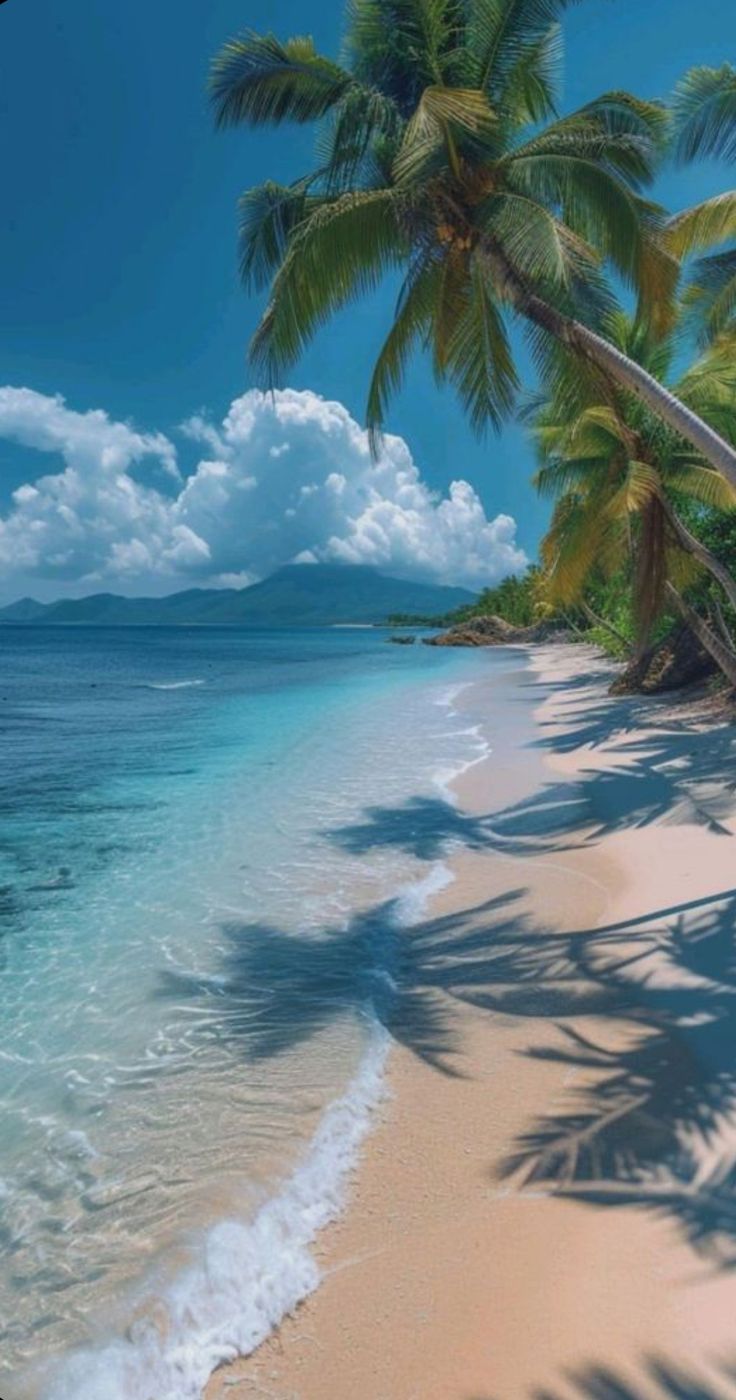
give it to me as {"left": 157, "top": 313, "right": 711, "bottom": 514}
{"left": 664, "top": 64, "right": 736, "bottom": 343}
{"left": 210, "top": 0, "right": 736, "bottom": 486}
{"left": 532, "top": 312, "right": 736, "bottom": 683}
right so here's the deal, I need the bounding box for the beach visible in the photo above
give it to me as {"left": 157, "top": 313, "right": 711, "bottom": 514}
{"left": 208, "top": 643, "right": 736, "bottom": 1400}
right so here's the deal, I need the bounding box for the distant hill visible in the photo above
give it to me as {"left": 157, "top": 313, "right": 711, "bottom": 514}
{"left": 0, "top": 566, "right": 477, "bottom": 628}
{"left": 0, "top": 597, "right": 49, "bottom": 622}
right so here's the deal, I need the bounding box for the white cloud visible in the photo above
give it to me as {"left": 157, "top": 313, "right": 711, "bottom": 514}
{"left": 0, "top": 386, "right": 527, "bottom": 598}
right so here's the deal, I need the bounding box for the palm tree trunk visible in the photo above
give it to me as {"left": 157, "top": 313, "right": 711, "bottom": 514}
{"left": 660, "top": 497, "right": 736, "bottom": 613}
{"left": 580, "top": 600, "right": 632, "bottom": 653}
{"left": 664, "top": 581, "right": 736, "bottom": 687}
{"left": 561, "top": 611, "right": 587, "bottom": 639}
{"left": 713, "top": 597, "right": 735, "bottom": 649}
{"left": 488, "top": 250, "right": 736, "bottom": 490}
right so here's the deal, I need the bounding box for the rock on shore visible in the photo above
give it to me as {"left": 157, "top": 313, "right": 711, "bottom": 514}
{"left": 423, "top": 615, "right": 571, "bottom": 647}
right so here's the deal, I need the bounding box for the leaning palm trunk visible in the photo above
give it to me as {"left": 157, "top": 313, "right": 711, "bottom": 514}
{"left": 489, "top": 250, "right": 736, "bottom": 490}
{"left": 713, "top": 597, "right": 736, "bottom": 648}
{"left": 664, "top": 582, "right": 736, "bottom": 687}
{"left": 580, "top": 601, "right": 632, "bottom": 654}
{"left": 659, "top": 496, "right": 736, "bottom": 613}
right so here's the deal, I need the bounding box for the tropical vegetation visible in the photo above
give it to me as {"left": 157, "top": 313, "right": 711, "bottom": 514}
{"left": 210, "top": 5, "right": 736, "bottom": 691}
{"left": 530, "top": 308, "right": 736, "bottom": 683}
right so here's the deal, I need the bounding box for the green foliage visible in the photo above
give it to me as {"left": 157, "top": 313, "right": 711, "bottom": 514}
{"left": 209, "top": 15, "right": 736, "bottom": 675}
{"left": 210, "top": 33, "right": 354, "bottom": 127}
{"left": 669, "top": 67, "right": 736, "bottom": 343}
{"left": 387, "top": 565, "right": 550, "bottom": 628}
{"left": 529, "top": 306, "right": 736, "bottom": 654}
{"left": 673, "top": 501, "right": 736, "bottom": 637}
{"left": 211, "top": 0, "right": 670, "bottom": 442}
{"left": 672, "top": 63, "right": 736, "bottom": 164}
{"left": 456, "top": 568, "right": 543, "bottom": 625}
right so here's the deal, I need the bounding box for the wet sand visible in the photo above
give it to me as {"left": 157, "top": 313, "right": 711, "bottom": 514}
{"left": 207, "top": 645, "right": 736, "bottom": 1400}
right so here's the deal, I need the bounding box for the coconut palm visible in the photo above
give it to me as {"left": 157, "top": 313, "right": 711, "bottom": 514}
{"left": 532, "top": 312, "right": 736, "bottom": 683}
{"left": 665, "top": 65, "right": 736, "bottom": 343}
{"left": 210, "top": 0, "right": 736, "bottom": 486}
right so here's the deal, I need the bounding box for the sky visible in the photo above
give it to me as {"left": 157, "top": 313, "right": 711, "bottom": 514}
{"left": 0, "top": 0, "right": 733, "bottom": 602}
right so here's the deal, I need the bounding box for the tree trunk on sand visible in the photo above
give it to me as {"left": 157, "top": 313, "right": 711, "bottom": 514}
{"left": 488, "top": 249, "right": 736, "bottom": 491}
{"left": 664, "top": 582, "right": 736, "bottom": 687}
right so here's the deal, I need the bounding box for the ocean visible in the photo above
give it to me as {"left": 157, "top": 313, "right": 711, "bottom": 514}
{"left": 0, "top": 625, "right": 506, "bottom": 1399}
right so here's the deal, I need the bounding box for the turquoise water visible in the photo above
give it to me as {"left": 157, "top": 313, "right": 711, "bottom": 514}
{"left": 0, "top": 626, "right": 504, "bottom": 1398}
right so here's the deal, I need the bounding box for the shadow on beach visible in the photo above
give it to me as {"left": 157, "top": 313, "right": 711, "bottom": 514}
{"left": 473, "top": 1353, "right": 736, "bottom": 1397}
{"left": 161, "top": 878, "right": 736, "bottom": 1267}
{"left": 160, "top": 666, "right": 736, "bottom": 1269}
{"left": 329, "top": 678, "right": 736, "bottom": 859}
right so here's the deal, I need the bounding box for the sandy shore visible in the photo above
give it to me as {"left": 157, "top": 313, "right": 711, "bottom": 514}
{"left": 207, "top": 644, "right": 736, "bottom": 1400}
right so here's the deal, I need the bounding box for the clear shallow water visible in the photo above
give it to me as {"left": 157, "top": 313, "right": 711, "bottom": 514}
{"left": 0, "top": 626, "right": 509, "bottom": 1398}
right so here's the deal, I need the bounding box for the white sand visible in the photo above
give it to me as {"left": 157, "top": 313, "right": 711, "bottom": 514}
{"left": 207, "top": 645, "right": 736, "bottom": 1400}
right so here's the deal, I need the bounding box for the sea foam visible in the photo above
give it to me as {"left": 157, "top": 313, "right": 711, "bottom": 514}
{"left": 42, "top": 863, "right": 451, "bottom": 1400}
{"left": 143, "top": 680, "right": 206, "bottom": 691}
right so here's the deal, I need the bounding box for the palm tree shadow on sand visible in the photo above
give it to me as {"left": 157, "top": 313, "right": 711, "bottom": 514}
{"left": 160, "top": 882, "right": 736, "bottom": 1266}
{"left": 159, "top": 667, "right": 736, "bottom": 1266}
{"left": 491, "top": 889, "right": 736, "bottom": 1267}
{"left": 329, "top": 681, "right": 736, "bottom": 861}
{"left": 472, "top": 1353, "right": 736, "bottom": 1397}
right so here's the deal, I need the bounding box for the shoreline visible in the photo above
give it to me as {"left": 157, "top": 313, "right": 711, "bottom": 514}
{"left": 23, "top": 651, "right": 489, "bottom": 1400}
{"left": 207, "top": 642, "right": 736, "bottom": 1400}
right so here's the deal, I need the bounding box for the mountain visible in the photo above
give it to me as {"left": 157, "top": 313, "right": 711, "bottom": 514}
{"left": 0, "top": 566, "right": 476, "bottom": 628}
{"left": 0, "top": 596, "right": 49, "bottom": 622}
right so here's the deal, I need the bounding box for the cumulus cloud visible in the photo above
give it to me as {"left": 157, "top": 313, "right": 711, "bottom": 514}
{"left": 0, "top": 386, "right": 527, "bottom": 597}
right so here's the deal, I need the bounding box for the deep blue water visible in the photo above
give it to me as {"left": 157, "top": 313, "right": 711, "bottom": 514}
{"left": 0, "top": 625, "right": 499, "bottom": 1398}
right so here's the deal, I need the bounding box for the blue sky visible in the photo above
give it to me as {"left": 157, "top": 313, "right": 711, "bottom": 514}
{"left": 0, "top": 0, "right": 733, "bottom": 600}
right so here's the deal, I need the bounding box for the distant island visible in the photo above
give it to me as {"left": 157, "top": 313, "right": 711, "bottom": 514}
{"left": 0, "top": 564, "right": 476, "bottom": 629}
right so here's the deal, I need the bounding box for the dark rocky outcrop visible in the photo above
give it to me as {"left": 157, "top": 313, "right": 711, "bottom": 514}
{"left": 423, "top": 614, "right": 571, "bottom": 647}
{"left": 388, "top": 634, "right": 416, "bottom": 645}
{"left": 610, "top": 623, "right": 716, "bottom": 695}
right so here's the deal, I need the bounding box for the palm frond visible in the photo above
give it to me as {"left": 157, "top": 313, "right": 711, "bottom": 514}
{"left": 366, "top": 255, "right": 443, "bottom": 449}
{"left": 666, "top": 545, "right": 703, "bottom": 593}
{"left": 542, "top": 490, "right": 619, "bottom": 603}
{"left": 682, "top": 248, "right": 736, "bottom": 343}
{"left": 431, "top": 250, "right": 473, "bottom": 372}
{"left": 635, "top": 217, "right": 681, "bottom": 337}
{"left": 508, "top": 91, "right": 667, "bottom": 185}
{"left": 672, "top": 64, "right": 736, "bottom": 164}
{"left": 249, "top": 189, "right": 409, "bottom": 381}
{"left": 346, "top": 0, "right": 466, "bottom": 110}
{"left": 493, "top": 22, "right": 562, "bottom": 126}
{"left": 676, "top": 338, "right": 736, "bottom": 444}
{"left": 317, "top": 85, "right": 404, "bottom": 191}
{"left": 605, "top": 458, "right": 661, "bottom": 518}
{"left": 665, "top": 192, "right": 736, "bottom": 259}
{"left": 393, "top": 85, "right": 496, "bottom": 183}
{"left": 569, "top": 404, "right": 630, "bottom": 452}
{"left": 480, "top": 191, "right": 598, "bottom": 292}
{"left": 533, "top": 456, "right": 609, "bottom": 496}
{"left": 238, "top": 180, "right": 317, "bottom": 290}
{"left": 468, "top": 0, "right": 582, "bottom": 96}
{"left": 438, "top": 251, "right": 519, "bottom": 433}
{"left": 210, "top": 32, "right": 352, "bottom": 127}
{"left": 504, "top": 152, "right": 644, "bottom": 287}
{"left": 579, "top": 90, "right": 669, "bottom": 153}
{"left": 667, "top": 463, "right": 736, "bottom": 511}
